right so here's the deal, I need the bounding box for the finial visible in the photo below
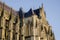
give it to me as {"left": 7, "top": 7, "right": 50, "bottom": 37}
{"left": 20, "top": 7, "right": 23, "bottom": 10}
{"left": 31, "top": 8, "right": 34, "bottom": 15}
{"left": 10, "top": 8, "right": 12, "bottom": 15}
{"left": 11, "top": 8, "right": 12, "bottom": 12}
{"left": 42, "top": 3, "right": 44, "bottom": 8}
{"left": 39, "top": 6, "right": 40, "bottom": 8}
{"left": 19, "top": 7, "right": 23, "bottom": 13}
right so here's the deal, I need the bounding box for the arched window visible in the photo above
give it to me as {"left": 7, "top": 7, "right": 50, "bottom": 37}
{"left": 41, "top": 25, "right": 43, "bottom": 31}
{"left": 35, "top": 20, "right": 37, "bottom": 28}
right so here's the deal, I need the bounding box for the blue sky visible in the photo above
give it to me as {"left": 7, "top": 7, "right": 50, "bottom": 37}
{"left": 0, "top": 0, "right": 60, "bottom": 40}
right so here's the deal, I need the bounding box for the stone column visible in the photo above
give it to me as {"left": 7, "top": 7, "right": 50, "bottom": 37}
{"left": 9, "top": 21, "right": 13, "bottom": 40}
{"left": 1, "top": 18, "right": 5, "bottom": 40}
{"left": 15, "top": 22, "right": 20, "bottom": 40}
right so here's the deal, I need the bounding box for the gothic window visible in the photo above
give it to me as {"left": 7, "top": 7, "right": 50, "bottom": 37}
{"left": 5, "top": 26, "right": 9, "bottom": 40}
{"left": 14, "top": 33, "right": 17, "bottom": 40}
{"left": 13, "top": 20, "right": 16, "bottom": 40}
{"left": 13, "top": 32, "right": 15, "bottom": 40}
{"left": 13, "top": 23, "right": 16, "bottom": 31}
{"left": 7, "top": 32, "right": 10, "bottom": 40}
{"left": 13, "top": 29, "right": 17, "bottom": 40}
{"left": 3, "top": 38, "right": 4, "bottom": 40}
{"left": 30, "top": 21, "right": 33, "bottom": 27}
{"left": 20, "top": 35, "right": 23, "bottom": 40}
{"left": 5, "top": 20, "right": 9, "bottom": 40}
{"left": 5, "top": 20, "right": 9, "bottom": 27}
{"left": 28, "top": 20, "right": 31, "bottom": 35}
{"left": 13, "top": 17, "right": 18, "bottom": 31}
{"left": 41, "top": 25, "right": 43, "bottom": 31}
{"left": 19, "top": 35, "right": 20, "bottom": 40}
{"left": 25, "top": 36, "right": 31, "bottom": 40}
{"left": 40, "top": 37, "right": 43, "bottom": 40}
{"left": 35, "top": 20, "right": 37, "bottom": 28}
{"left": 50, "top": 30, "right": 53, "bottom": 36}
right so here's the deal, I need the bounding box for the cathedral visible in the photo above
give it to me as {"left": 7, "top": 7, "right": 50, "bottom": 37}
{"left": 0, "top": 2, "right": 55, "bottom": 40}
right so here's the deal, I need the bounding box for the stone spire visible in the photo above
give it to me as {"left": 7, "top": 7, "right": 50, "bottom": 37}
{"left": 31, "top": 8, "right": 34, "bottom": 15}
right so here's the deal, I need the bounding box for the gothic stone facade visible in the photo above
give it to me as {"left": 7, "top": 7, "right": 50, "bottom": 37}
{"left": 0, "top": 2, "right": 55, "bottom": 40}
